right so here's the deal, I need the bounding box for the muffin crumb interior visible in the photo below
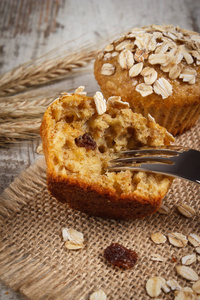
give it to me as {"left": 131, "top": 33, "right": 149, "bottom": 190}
{"left": 46, "top": 93, "right": 173, "bottom": 198}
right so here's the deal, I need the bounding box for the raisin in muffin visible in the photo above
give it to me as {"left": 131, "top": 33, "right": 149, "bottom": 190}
{"left": 94, "top": 24, "right": 200, "bottom": 136}
{"left": 40, "top": 87, "right": 174, "bottom": 220}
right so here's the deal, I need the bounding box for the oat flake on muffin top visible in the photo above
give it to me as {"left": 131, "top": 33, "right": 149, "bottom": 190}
{"left": 98, "top": 24, "right": 200, "bottom": 99}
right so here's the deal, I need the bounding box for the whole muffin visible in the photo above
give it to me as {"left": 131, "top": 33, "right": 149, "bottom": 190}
{"left": 40, "top": 87, "right": 174, "bottom": 220}
{"left": 94, "top": 24, "right": 200, "bottom": 136}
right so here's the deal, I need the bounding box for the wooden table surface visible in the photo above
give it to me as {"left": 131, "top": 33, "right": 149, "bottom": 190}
{"left": 0, "top": 1, "right": 199, "bottom": 299}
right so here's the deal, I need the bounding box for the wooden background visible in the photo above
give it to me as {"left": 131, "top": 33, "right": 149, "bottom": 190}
{"left": 0, "top": 0, "right": 200, "bottom": 299}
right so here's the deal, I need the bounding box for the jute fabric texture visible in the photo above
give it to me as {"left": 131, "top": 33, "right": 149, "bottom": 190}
{"left": 0, "top": 120, "right": 199, "bottom": 300}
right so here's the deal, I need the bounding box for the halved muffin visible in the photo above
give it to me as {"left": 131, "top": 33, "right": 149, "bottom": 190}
{"left": 40, "top": 87, "right": 174, "bottom": 220}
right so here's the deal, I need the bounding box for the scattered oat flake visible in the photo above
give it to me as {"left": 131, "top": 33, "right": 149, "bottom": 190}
{"left": 176, "top": 265, "right": 199, "bottom": 281}
{"left": 188, "top": 77, "right": 196, "bottom": 84}
{"left": 191, "top": 34, "right": 200, "bottom": 43}
{"left": 111, "top": 51, "right": 119, "bottom": 57}
{"left": 180, "top": 68, "right": 197, "bottom": 77}
{"left": 65, "top": 242, "right": 83, "bottom": 250}
{"left": 167, "top": 279, "right": 182, "bottom": 291}
{"left": 132, "top": 79, "right": 138, "bottom": 86}
{"left": 146, "top": 277, "right": 162, "bottom": 298}
{"left": 141, "top": 67, "right": 154, "bottom": 77}
{"left": 61, "top": 92, "right": 71, "bottom": 95}
{"left": 134, "top": 48, "right": 149, "bottom": 62}
{"left": 179, "top": 67, "right": 197, "bottom": 83}
{"left": 115, "top": 40, "right": 134, "bottom": 51}
{"left": 36, "top": 143, "right": 43, "bottom": 154}
{"left": 183, "top": 52, "right": 194, "bottom": 65}
{"left": 107, "top": 96, "right": 130, "bottom": 108}
{"left": 192, "top": 279, "right": 200, "bottom": 294}
{"left": 150, "top": 254, "right": 165, "bottom": 262}
{"left": 166, "top": 130, "right": 175, "bottom": 142}
{"left": 135, "top": 83, "right": 153, "bottom": 97}
{"left": 152, "top": 24, "right": 166, "bottom": 32}
{"left": 135, "top": 33, "right": 157, "bottom": 51}
{"left": 158, "top": 203, "right": 170, "bottom": 215}
{"left": 93, "top": 91, "right": 107, "bottom": 115}
{"left": 161, "top": 62, "right": 176, "bottom": 73}
{"left": 177, "top": 204, "right": 196, "bottom": 218}
{"left": 191, "top": 50, "right": 200, "bottom": 61}
{"left": 98, "top": 52, "right": 104, "bottom": 60}
{"left": 104, "top": 44, "right": 114, "bottom": 52}
{"left": 62, "top": 227, "right": 84, "bottom": 250}
{"left": 148, "top": 53, "right": 171, "bottom": 65}
{"left": 195, "top": 247, "right": 200, "bottom": 254}
{"left": 104, "top": 53, "right": 112, "bottom": 60}
{"left": 174, "top": 287, "right": 197, "bottom": 300}
{"left": 148, "top": 113, "right": 156, "bottom": 123}
{"left": 155, "top": 42, "right": 171, "bottom": 54}
{"left": 179, "top": 73, "right": 195, "bottom": 83}
{"left": 169, "top": 64, "right": 182, "bottom": 79}
{"left": 127, "top": 28, "right": 146, "bottom": 37}
{"left": 107, "top": 95, "right": 121, "bottom": 102}
{"left": 173, "top": 49, "right": 184, "bottom": 64}
{"left": 182, "top": 254, "right": 196, "bottom": 266}
{"left": 118, "top": 49, "right": 134, "bottom": 69}
{"left": 167, "top": 31, "right": 179, "bottom": 41}
{"left": 89, "top": 289, "right": 107, "bottom": 300}
{"left": 62, "top": 228, "right": 84, "bottom": 243}
{"left": 75, "top": 86, "right": 87, "bottom": 95}
{"left": 141, "top": 67, "right": 157, "bottom": 85}
{"left": 153, "top": 78, "right": 172, "bottom": 99}
{"left": 168, "top": 232, "right": 188, "bottom": 248}
{"left": 179, "top": 44, "right": 194, "bottom": 64}
{"left": 159, "top": 277, "right": 171, "bottom": 293}
{"left": 153, "top": 31, "right": 163, "bottom": 39}
{"left": 151, "top": 232, "right": 167, "bottom": 244}
{"left": 129, "top": 62, "right": 143, "bottom": 77}
{"left": 113, "top": 34, "right": 124, "bottom": 44}
{"left": 188, "top": 233, "right": 200, "bottom": 248}
{"left": 101, "top": 63, "right": 115, "bottom": 76}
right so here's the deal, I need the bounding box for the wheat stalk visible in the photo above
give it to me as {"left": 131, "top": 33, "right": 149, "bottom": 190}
{"left": 0, "top": 68, "right": 98, "bottom": 144}
{"left": 0, "top": 98, "right": 54, "bottom": 120}
{"left": 0, "top": 99, "right": 52, "bottom": 118}
{"left": 0, "top": 119, "right": 41, "bottom": 135}
{"left": 0, "top": 48, "right": 98, "bottom": 97}
{"left": 0, "top": 119, "right": 41, "bottom": 145}
{"left": 0, "top": 90, "right": 61, "bottom": 143}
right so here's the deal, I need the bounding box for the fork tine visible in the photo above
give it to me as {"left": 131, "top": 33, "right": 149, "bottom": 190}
{"left": 118, "top": 148, "right": 181, "bottom": 157}
{"left": 107, "top": 164, "right": 174, "bottom": 177}
{"left": 110, "top": 156, "right": 174, "bottom": 164}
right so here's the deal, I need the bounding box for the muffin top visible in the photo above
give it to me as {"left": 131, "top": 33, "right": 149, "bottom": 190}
{"left": 94, "top": 24, "right": 200, "bottom": 100}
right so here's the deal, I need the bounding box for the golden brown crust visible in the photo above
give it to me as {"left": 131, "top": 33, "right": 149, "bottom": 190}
{"left": 94, "top": 25, "right": 200, "bottom": 136}
{"left": 47, "top": 173, "right": 163, "bottom": 220}
{"left": 40, "top": 108, "right": 55, "bottom": 174}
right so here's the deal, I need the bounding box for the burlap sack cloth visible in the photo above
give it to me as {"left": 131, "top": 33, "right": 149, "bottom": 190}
{"left": 0, "top": 120, "right": 199, "bottom": 300}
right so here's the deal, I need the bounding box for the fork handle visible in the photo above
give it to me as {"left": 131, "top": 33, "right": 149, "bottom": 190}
{"left": 171, "top": 149, "right": 200, "bottom": 184}
{"left": 131, "top": 149, "right": 200, "bottom": 184}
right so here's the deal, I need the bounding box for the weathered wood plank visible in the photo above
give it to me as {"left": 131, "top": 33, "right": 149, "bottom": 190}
{"left": 0, "top": 0, "right": 200, "bottom": 74}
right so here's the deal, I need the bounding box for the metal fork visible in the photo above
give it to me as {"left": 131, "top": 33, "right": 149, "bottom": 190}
{"left": 107, "top": 146, "right": 200, "bottom": 185}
